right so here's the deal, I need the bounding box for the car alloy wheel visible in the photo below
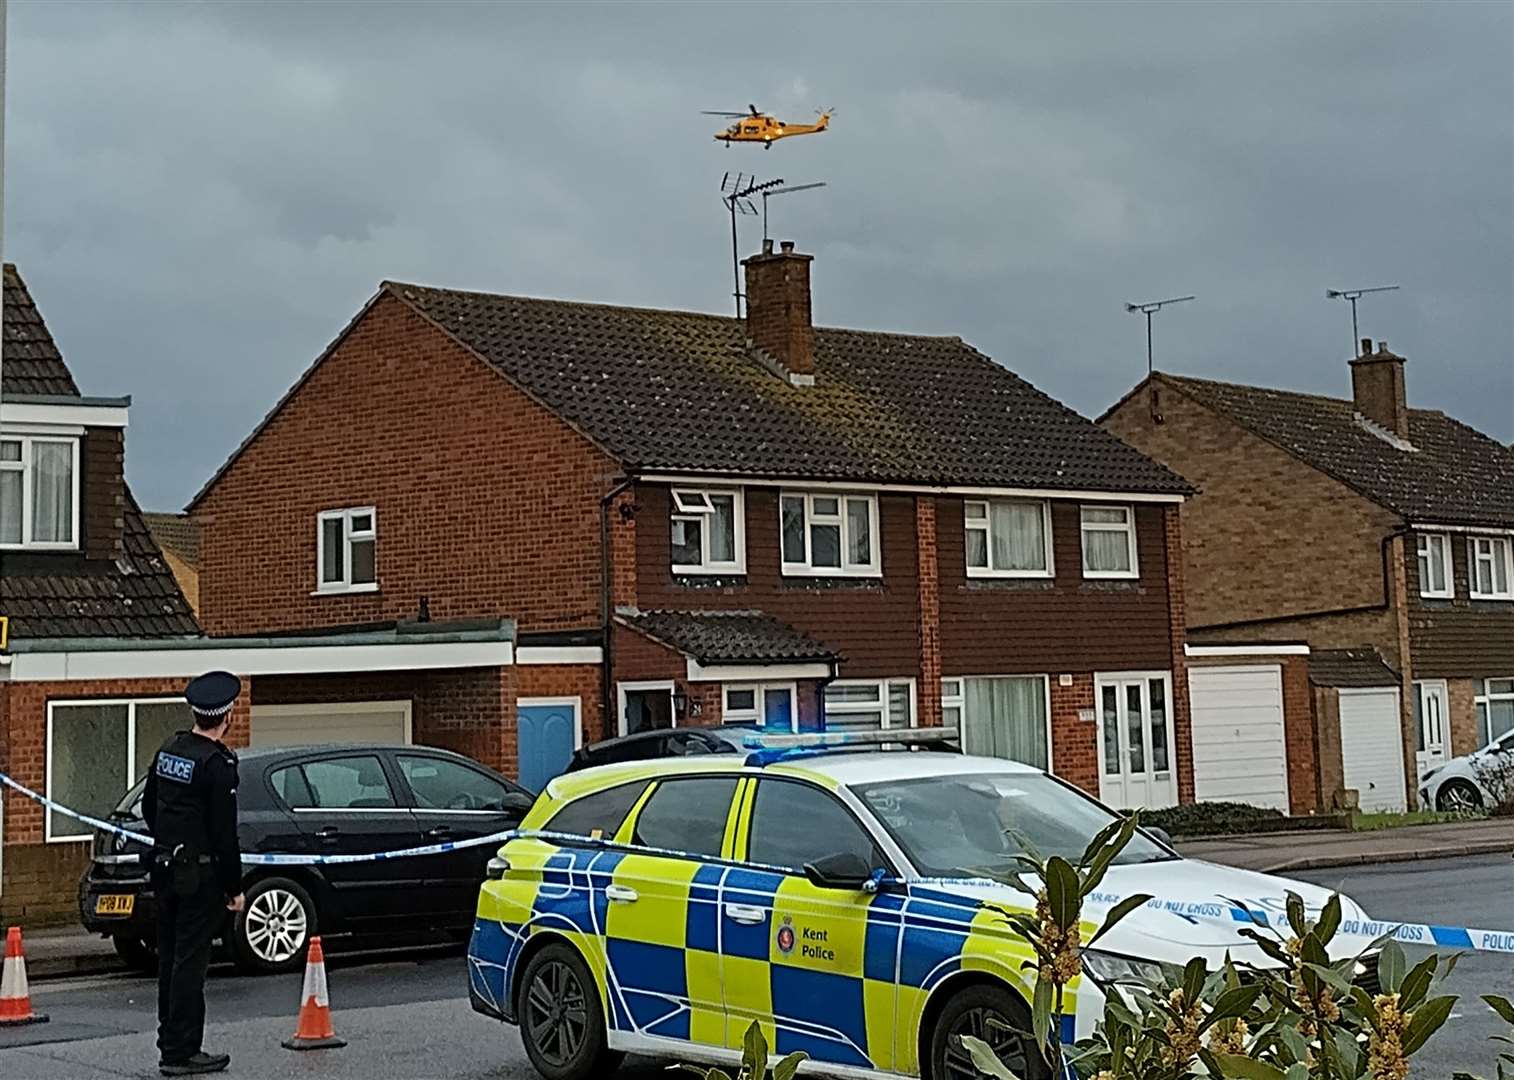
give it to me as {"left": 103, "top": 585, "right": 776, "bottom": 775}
{"left": 1436, "top": 780, "right": 1482, "bottom": 813}
{"left": 524, "top": 958, "right": 589, "bottom": 1068}
{"left": 244, "top": 886, "right": 309, "bottom": 966}
{"left": 942, "top": 1006, "right": 1037, "bottom": 1080}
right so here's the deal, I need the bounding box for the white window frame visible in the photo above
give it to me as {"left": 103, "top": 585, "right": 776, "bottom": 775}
{"left": 963, "top": 499, "right": 1054, "bottom": 579}
{"left": 823, "top": 677, "right": 917, "bottom": 730}
{"left": 1416, "top": 533, "right": 1454, "bottom": 599}
{"left": 616, "top": 679, "right": 676, "bottom": 737}
{"left": 779, "top": 491, "right": 882, "bottom": 577}
{"left": 1477, "top": 678, "right": 1514, "bottom": 748}
{"left": 670, "top": 487, "right": 745, "bottom": 575}
{"left": 1467, "top": 536, "right": 1514, "bottom": 601}
{"left": 45, "top": 696, "right": 189, "bottom": 843}
{"left": 940, "top": 674, "right": 1054, "bottom": 771}
{"left": 722, "top": 682, "right": 798, "bottom": 732}
{"left": 0, "top": 433, "right": 81, "bottom": 550}
{"left": 1079, "top": 504, "right": 1139, "bottom": 579}
{"left": 315, "top": 506, "right": 378, "bottom": 595}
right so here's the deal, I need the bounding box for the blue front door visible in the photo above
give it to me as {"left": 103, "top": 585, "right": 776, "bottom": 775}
{"left": 517, "top": 700, "right": 577, "bottom": 792}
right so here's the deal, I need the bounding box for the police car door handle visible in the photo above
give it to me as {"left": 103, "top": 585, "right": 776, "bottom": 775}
{"left": 725, "top": 903, "right": 766, "bottom": 925}
{"left": 604, "top": 884, "right": 638, "bottom": 904}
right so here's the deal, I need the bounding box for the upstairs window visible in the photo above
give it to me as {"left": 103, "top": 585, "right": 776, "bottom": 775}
{"left": 1416, "top": 533, "right": 1453, "bottom": 598}
{"left": 1079, "top": 505, "right": 1138, "bottom": 579}
{"left": 0, "top": 435, "right": 78, "bottom": 549}
{"left": 670, "top": 488, "right": 743, "bottom": 574}
{"left": 964, "top": 499, "right": 1053, "bottom": 577}
{"left": 780, "top": 491, "right": 880, "bottom": 576}
{"left": 317, "top": 507, "right": 377, "bottom": 594}
{"left": 1468, "top": 536, "right": 1513, "bottom": 600}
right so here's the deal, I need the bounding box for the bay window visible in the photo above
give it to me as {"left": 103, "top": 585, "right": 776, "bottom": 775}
{"left": 1416, "top": 533, "right": 1453, "bottom": 598}
{"left": 1079, "top": 505, "right": 1138, "bottom": 578}
{"left": 942, "top": 675, "right": 1050, "bottom": 769}
{"left": 671, "top": 488, "right": 744, "bottom": 574}
{"left": 46, "top": 698, "right": 192, "bottom": 841}
{"left": 964, "top": 499, "right": 1053, "bottom": 577}
{"left": 780, "top": 492, "right": 880, "bottom": 576}
{"left": 1468, "top": 536, "right": 1513, "bottom": 600}
{"left": 0, "top": 435, "right": 78, "bottom": 549}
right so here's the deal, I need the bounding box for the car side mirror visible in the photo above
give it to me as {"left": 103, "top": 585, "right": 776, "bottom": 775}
{"left": 500, "top": 791, "right": 535, "bottom": 815}
{"left": 1145, "top": 826, "right": 1174, "bottom": 849}
{"left": 802, "top": 851, "right": 876, "bottom": 892}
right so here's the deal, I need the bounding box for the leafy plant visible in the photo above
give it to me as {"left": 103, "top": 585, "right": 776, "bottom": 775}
{"left": 1453, "top": 994, "right": 1514, "bottom": 1080}
{"left": 1473, "top": 751, "right": 1514, "bottom": 817}
{"left": 681, "top": 1021, "right": 805, "bottom": 1080}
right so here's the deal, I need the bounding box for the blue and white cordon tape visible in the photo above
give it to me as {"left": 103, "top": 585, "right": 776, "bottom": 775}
{"left": 4, "top": 768, "right": 1511, "bottom": 954}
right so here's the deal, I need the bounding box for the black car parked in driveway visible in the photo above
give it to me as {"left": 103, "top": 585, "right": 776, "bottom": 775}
{"left": 80, "top": 743, "right": 534, "bottom": 974}
{"left": 564, "top": 725, "right": 750, "bottom": 771}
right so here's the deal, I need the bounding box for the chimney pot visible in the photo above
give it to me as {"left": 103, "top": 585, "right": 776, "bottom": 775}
{"left": 762, "top": 238, "right": 774, "bottom": 255}
{"left": 1377, "top": 340, "right": 1388, "bottom": 352}
{"left": 780, "top": 240, "right": 795, "bottom": 254}
{"left": 1360, "top": 338, "right": 1373, "bottom": 356}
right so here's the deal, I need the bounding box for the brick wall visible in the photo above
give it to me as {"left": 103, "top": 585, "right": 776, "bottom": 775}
{"left": 1446, "top": 678, "right": 1480, "bottom": 757}
{"left": 915, "top": 496, "right": 943, "bottom": 730}
{"left": 518, "top": 663, "right": 606, "bottom": 745}
{"left": 160, "top": 549, "right": 200, "bottom": 615}
{"left": 1049, "top": 675, "right": 1098, "bottom": 795}
{"left": 1279, "top": 656, "right": 1320, "bottom": 814}
{"left": 1165, "top": 505, "right": 1195, "bottom": 804}
{"left": 1, "top": 677, "right": 250, "bottom": 923}
{"left": 195, "top": 292, "right": 622, "bottom": 637}
{"left": 1312, "top": 687, "right": 1347, "bottom": 810}
{"left": 1103, "top": 381, "right": 1400, "bottom": 630}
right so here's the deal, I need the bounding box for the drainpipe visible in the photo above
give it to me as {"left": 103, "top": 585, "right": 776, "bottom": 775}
{"left": 599, "top": 476, "right": 636, "bottom": 742}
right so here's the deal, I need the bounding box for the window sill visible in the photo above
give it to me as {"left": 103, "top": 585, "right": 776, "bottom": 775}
{"left": 671, "top": 565, "right": 747, "bottom": 577}
{"left": 312, "top": 584, "right": 380, "bottom": 597}
{"left": 966, "top": 569, "right": 1055, "bottom": 581}
{"left": 780, "top": 567, "right": 883, "bottom": 580}
{"left": 0, "top": 543, "right": 79, "bottom": 552}
{"left": 1469, "top": 594, "right": 1514, "bottom": 603}
{"left": 1419, "top": 591, "right": 1455, "bottom": 601}
{"left": 1082, "top": 572, "right": 1139, "bottom": 581}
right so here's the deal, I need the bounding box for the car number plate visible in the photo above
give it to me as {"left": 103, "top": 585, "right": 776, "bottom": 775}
{"left": 95, "top": 894, "right": 135, "bottom": 916}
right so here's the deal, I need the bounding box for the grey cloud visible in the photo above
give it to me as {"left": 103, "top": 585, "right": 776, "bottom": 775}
{"left": 6, "top": 0, "right": 1510, "bottom": 511}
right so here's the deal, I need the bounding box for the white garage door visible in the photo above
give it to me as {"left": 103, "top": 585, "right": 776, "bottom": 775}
{"left": 250, "top": 701, "right": 412, "bottom": 749}
{"left": 1338, "top": 688, "right": 1406, "bottom": 813}
{"left": 1189, "top": 665, "right": 1290, "bottom": 812}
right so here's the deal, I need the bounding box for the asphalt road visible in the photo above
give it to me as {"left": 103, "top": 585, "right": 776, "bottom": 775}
{"left": 1, "top": 854, "right": 1508, "bottom": 1079}
{"left": 1292, "top": 853, "right": 1514, "bottom": 1078}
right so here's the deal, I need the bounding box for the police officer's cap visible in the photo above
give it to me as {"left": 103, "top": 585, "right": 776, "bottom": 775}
{"left": 185, "top": 670, "right": 241, "bottom": 721}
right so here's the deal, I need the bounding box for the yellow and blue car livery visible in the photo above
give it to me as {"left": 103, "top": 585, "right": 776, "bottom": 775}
{"left": 466, "top": 752, "right": 1083, "bottom": 1078}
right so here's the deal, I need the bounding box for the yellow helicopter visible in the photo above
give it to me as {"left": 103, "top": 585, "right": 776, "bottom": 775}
{"left": 705, "top": 105, "right": 833, "bottom": 148}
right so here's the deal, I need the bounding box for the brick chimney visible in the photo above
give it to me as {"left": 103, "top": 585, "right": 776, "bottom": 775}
{"left": 742, "top": 239, "right": 814, "bottom": 386}
{"left": 1349, "top": 339, "right": 1409, "bottom": 437}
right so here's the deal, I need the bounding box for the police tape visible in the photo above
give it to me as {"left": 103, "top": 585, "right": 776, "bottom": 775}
{"left": 6, "top": 769, "right": 1513, "bottom": 954}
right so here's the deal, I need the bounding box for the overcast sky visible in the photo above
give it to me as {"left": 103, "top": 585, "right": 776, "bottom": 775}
{"left": 7, "top": 1, "right": 1511, "bottom": 510}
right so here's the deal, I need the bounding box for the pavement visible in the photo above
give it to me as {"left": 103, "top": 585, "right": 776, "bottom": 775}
{"left": 1175, "top": 815, "right": 1514, "bottom": 873}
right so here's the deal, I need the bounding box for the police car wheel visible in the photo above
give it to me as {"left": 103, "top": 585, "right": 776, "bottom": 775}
{"left": 519, "top": 943, "right": 619, "bottom": 1080}
{"left": 930, "top": 983, "right": 1046, "bottom": 1080}
{"left": 232, "top": 877, "right": 315, "bottom": 974}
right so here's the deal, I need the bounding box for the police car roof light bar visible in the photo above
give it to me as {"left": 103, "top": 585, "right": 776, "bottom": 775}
{"left": 740, "top": 727, "right": 960, "bottom": 750}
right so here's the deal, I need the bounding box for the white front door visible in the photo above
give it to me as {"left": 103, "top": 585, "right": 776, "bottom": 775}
{"left": 1096, "top": 673, "right": 1178, "bottom": 810}
{"left": 1414, "top": 681, "right": 1449, "bottom": 776}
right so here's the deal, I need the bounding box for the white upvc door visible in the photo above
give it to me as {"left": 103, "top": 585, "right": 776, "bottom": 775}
{"left": 1096, "top": 672, "right": 1178, "bottom": 810}
{"left": 1414, "top": 680, "right": 1449, "bottom": 776}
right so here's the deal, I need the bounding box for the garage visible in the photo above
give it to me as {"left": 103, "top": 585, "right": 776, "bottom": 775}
{"left": 1337, "top": 687, "right": 1406, "bottom": 812}
{"left": 249, "top": 700, "right": 412, "bottom": 749}
{"left": 1189, "top": 665, "right": 1290, "bottom": 812}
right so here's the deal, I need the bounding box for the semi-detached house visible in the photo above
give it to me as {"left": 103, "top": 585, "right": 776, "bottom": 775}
{"left": 187, "top": 241, "right": 1197, "bottom": 817}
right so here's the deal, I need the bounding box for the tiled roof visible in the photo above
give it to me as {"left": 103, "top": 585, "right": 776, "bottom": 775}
{"left": 1, "top": 265, "right": 198, "bottom": 642}
{"left": 3, "top": 264, "right": 79, "bottom": 397}
{"left": 386, "top": 284, "right": 1191, "bottom": 494}
{"left": 142, "top": 512, "right": 201, "bottom": 568}
{"left": 1, "top": 494, "right": 201, "bottom": 640}
{"left": 1160, "top": 373, "right": 1514, "bottom": 527}
{"left": 617, "top": 609, "right": 840, "bottom": 665}
{"left": 1308, "top": 647, "right": 1399, "bottom": 688}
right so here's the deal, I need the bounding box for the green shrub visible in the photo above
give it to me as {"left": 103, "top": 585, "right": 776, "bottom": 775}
{"left": 1143, "top": 800, "right": 1290, "bottom": 838}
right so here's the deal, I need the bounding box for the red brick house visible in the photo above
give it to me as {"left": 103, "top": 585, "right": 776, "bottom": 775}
{"left": 1104, "top": 341, "right": 1514, "bottom": 812}
{"left": 188, "top": 241, "right": 1198, "bottom": 814}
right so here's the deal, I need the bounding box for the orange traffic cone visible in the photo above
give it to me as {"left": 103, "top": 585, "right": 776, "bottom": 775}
{"left": 281, "top": 936, "right": 345, "bottom": 1050}
{"left": 0, "top": 926, "right": 48, "bottom": 1026}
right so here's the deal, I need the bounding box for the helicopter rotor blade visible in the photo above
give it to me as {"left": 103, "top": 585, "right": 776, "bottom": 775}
{"left": 749, "top": 103, "right": 759, "bottom": 116}
{"left": 702, "top": 110, "right": 747, "bottom": 117}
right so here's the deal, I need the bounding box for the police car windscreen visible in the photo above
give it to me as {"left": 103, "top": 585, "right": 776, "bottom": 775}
{"left": 854, "top": 773, "right": 1172, "bottom": 879}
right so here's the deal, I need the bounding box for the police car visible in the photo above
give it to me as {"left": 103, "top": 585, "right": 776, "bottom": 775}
{"left": 466, "top": 730, "right": 1374, "bottom": 1079}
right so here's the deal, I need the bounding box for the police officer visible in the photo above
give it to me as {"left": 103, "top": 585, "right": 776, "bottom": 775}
{"left": 143, "top": 671, "right": 244, "bottom": 1077}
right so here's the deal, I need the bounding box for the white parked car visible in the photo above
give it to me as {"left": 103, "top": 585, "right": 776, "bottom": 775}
{"left": 1420, "top": 728, "right": 1514, "bottom": 811}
